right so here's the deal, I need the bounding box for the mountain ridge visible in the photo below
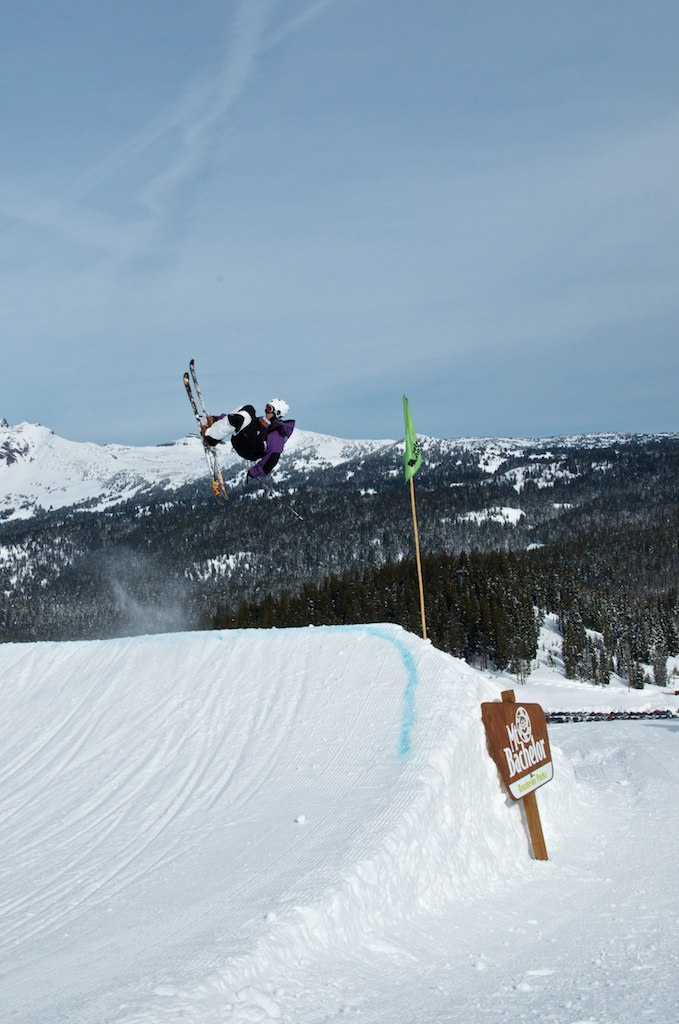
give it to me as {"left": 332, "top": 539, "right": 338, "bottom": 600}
{"left": 2, "top": 418, "right": 677, "bottom": 521}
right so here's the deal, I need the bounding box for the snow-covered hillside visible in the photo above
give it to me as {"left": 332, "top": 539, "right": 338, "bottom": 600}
{"left": 0, "top": 420, "right": 396, "bottom": 519}
{"left": 2, "top": 625, "right": 677, "bottom": 1023}
{"left": 0, "top": 422, "right": 198, "bottom": 518}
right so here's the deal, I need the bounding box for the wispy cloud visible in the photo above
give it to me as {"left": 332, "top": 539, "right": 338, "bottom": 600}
{"left": 135, "top": 0, "right": 337, "bottom": 220}
{"left": 0, "top": 177, "right": 148, "bottom": 261}
{"left": 0, "top": 0, "right": 336, "bottom": 261}
{"left": 136, "top": 0, "right": 275, "bottom": 220}
{"left": 262, "top": 0, "right": 336, "bottom": 51}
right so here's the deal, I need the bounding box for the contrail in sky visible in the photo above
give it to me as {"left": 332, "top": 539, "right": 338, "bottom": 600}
{"left": 0, "top": 1, "right": 336, "bottom": 249}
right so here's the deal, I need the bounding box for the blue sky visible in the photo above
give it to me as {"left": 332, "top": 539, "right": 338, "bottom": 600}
{"left": 1, "top": 0, "right": 678, "bottom": 445}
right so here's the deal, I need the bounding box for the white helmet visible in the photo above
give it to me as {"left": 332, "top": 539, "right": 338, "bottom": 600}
{"left": 267, "top": 398, "right": 289, "bottom": 419}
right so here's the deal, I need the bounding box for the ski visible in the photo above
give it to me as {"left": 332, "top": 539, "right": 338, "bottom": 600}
{"left": 183, "top": 365, "right": 228, "bottom": 502}
{"left": 189, "top": 359, "right": 207, "bottom": 417}
{"left": 187, "top": 360, "right": 229, "bottom": 502}
{"left": 183, "top": 371, "right": 202, "bottom": 428}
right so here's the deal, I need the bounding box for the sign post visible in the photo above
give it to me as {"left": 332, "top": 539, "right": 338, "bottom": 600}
{"left": 481, "top": 689, "right": 553, "bottom": 861}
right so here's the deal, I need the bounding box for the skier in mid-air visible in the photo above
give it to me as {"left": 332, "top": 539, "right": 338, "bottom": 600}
{"left": 201, "top": 399, "right": 295, "bottom": 478}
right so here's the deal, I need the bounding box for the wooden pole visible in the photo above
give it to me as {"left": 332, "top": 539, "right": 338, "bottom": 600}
{"left": 501, "top": 690, "right": 548, "bottom": 860}
{"left": 522, "top": 792, "right": 549, "bottom": 861}
{"left": 409, "top": 476, "right": 427, "bottom": 640}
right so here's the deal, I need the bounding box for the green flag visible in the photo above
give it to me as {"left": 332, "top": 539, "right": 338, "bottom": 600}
{"left": 403, "top": 395, "right": 423, "bottom": 482}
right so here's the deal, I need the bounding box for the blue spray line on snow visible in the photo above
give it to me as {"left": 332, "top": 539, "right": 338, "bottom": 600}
{"left": 376, "top": 627, "right": 420, "bottom": 758}
{"left": 216, "top": 623, "right": 421, "bottom": 758}
{"left": 327, "top": 624, "right": 420, "bottom": 758}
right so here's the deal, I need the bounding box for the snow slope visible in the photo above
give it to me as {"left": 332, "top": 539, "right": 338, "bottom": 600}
{"left": 1, "top": 626, "right": 677, "bottom": 1023}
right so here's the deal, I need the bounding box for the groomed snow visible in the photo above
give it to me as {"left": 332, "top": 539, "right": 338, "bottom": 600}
{"left": 1, "top": 625, "right": 677, "bottom": 1023}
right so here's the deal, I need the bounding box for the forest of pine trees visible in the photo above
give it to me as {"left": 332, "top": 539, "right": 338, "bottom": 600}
{"left": 213, "top": 546, "right": 678, "bottom": 686}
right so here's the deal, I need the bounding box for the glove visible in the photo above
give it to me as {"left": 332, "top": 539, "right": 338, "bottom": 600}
{"left": 247, "top": 464, "right": 266, "bottom": 479}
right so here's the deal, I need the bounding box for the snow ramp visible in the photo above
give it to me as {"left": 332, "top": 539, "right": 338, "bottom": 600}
{"left": 0, "top": 625, "right": 577, "bottom": 1023}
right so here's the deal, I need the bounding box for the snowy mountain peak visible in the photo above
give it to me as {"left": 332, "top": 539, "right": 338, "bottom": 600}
{"left": 0, "top": 420, "right": 398, "bottom": 520}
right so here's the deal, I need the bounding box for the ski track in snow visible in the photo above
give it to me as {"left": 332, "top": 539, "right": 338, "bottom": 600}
{"left": 0, "top": 626, "right": 677, "bottom": 1023}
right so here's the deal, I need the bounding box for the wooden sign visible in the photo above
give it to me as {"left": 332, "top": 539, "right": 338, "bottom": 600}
{"left": 481, "top": 694, "right": 553, "bottom": 799}
{"left": 481, "top": 690, "right": 553, "bottom": 860}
